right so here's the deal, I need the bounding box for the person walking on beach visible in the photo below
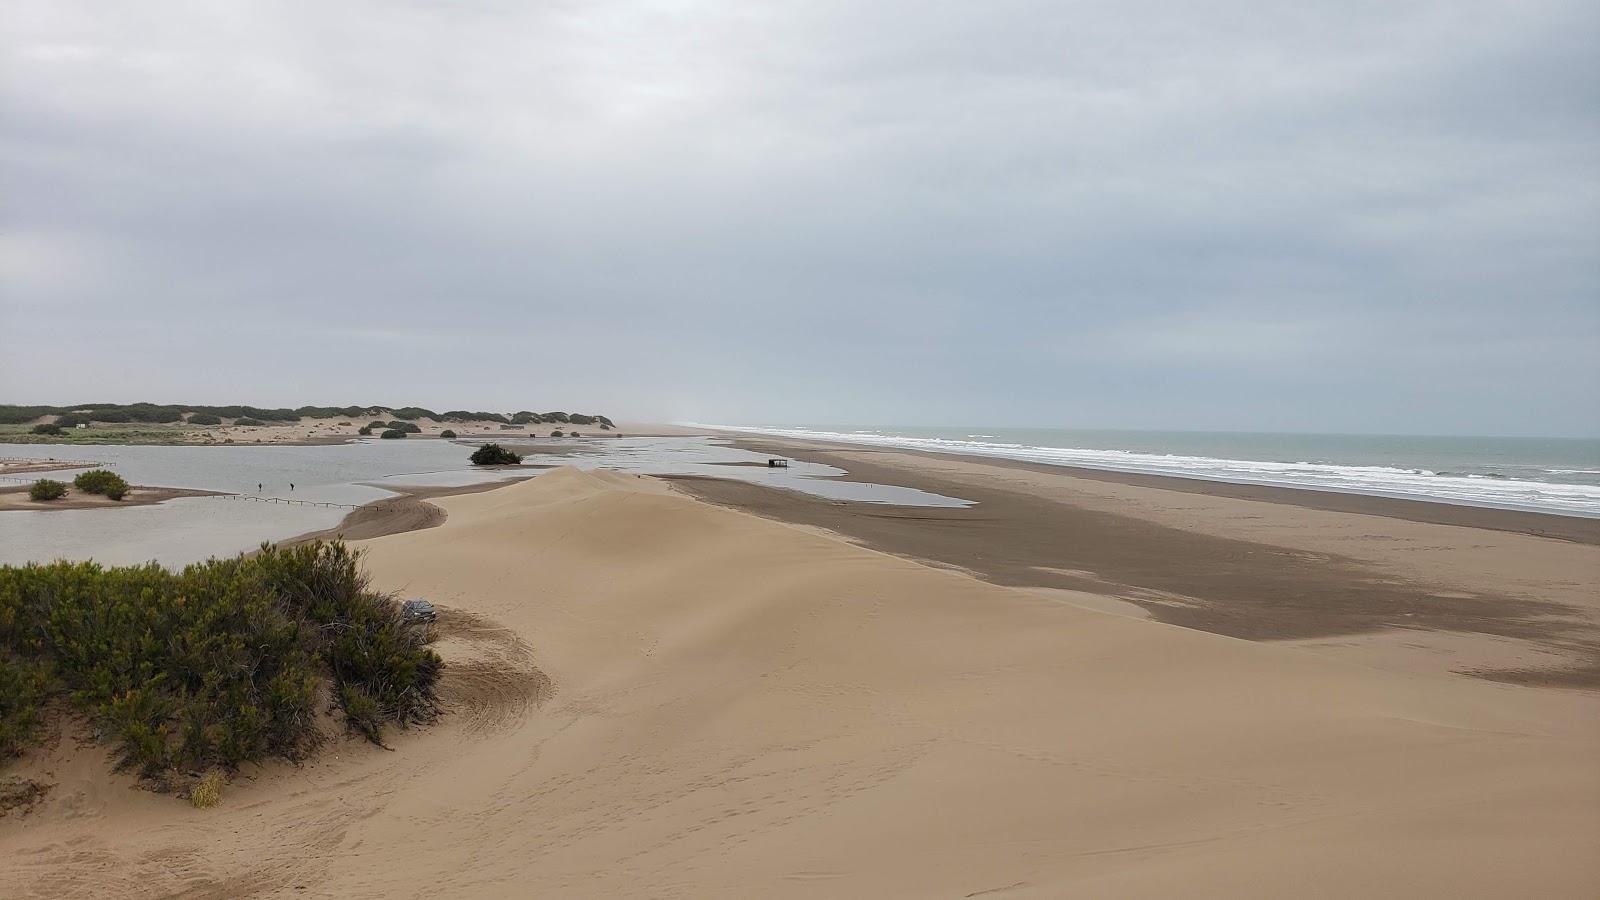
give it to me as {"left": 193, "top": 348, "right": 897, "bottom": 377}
{"left": 290, "top": 482, "right": 295, "bottom": 491}
{"left": 258, "top": 483, "right": 262, "bottom": 492}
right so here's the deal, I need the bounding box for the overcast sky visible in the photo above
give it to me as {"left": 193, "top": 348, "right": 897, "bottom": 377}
{"left": 2, "top": 1, "right": 1596, "bottom": 435}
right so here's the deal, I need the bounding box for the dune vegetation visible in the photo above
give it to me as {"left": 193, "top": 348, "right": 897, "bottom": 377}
{"left": 73, "top": 469, "right": 129, "bottom": 501}
{"left": 468, "top": 443, "right": 523, "bottom": 466}
{"left": 26, "top": 479, "right": 67, "bottom": 501}
{"left": 0, "top": 541, "right": 441, "bottom": 798}
{"left": 0, "top": 404, "right": 614, "bottom": 445}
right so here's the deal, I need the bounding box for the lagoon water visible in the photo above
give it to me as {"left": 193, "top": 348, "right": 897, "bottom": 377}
{"left": 1, "top": 437, "right": 967, "bottom": 566}
{"left": 698, "top": 424, "right": 1600, "bottom": 518}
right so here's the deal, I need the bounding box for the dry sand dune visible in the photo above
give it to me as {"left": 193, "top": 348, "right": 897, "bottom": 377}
{"left": 3, "top": 468, "right": 1597, "bottom": 897}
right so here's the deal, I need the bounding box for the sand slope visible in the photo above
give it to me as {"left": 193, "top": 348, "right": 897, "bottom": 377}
{"left": 3, "top": 468, "right": 1597, "bottom": 897}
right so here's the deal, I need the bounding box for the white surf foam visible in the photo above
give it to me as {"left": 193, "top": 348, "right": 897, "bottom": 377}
{"left": 690, "top": 424, "right": 1600, "bottom": 518}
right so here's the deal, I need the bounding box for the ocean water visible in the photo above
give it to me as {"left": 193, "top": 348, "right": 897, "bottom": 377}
{"left": 693, "top": 424, "right": 1600, "bottom": 518}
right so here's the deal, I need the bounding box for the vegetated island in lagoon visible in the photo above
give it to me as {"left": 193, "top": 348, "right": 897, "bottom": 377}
{"left": 0, "top": 403, "right": 615, "bottom": 445}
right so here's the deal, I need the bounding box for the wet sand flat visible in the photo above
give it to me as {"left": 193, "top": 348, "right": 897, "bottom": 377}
{"left": 667, "top": 437, "right": 1600, "bottom": 686}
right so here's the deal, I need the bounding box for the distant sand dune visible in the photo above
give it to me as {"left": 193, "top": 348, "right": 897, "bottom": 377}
{"left": 2, "top": 467, "right": 1596, "bottom": 897}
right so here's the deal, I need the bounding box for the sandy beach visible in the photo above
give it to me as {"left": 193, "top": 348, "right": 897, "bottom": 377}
{"left": 680, "top": 436, "right": 1600, "bottom": 687}
{"left": 3, "top": 459, "right": 1597, "bottom": 897}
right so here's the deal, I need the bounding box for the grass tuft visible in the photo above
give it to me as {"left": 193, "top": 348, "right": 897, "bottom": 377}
{"left": 189, "top": 769, "right": 225, "bottom": 808}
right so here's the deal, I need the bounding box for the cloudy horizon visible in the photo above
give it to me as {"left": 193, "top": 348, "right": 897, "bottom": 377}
{"left": 2, "top": 1, "right": 1596, "bottom": 436}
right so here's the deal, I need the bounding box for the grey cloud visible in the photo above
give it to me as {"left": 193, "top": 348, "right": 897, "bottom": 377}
{"left": 1, "top": 0, "right": 1595, "bottom": 433}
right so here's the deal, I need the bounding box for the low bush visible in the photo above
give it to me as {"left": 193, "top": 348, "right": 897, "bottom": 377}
{"left": 550, "top": 430, "right": 565, "bottom": 438}
{"left": 0, "top": 541, "right": 441, "bottom": 789}
{"left": 368, "top": 420, "right": 390, "bottom": 429}
{"left": 54, "top": 414, "right": 86, "bottom": 428}
{"left": 233, "top": 417, "right": 266, "bottom": 427}
{"left": 439, "top": 429, "right": 457, "bottom": 439}
{"left": 358, "top": 426, "right": 373, "bottom": 436}
{"left": 0, "top": 658, "right": 50, "bottom": 757}
{"left": 469, "top": 444, "right": 522, "bottom": 466}
{"left": 28, "top": 479, "right": 67, "bottom": 501}
{"left": 380, "top": 429, "right": 407, "bottom": 439}
{"left": 30, "top": 423, "right": 63, "bottom": 435}
{"left": 385, "top": 421, "right": 421, "bottom": 434}
{"left": 73, "top": 469, "right": 129, "bottom": 499}
{"left": 187, "top": 413, "right": 222, "bottom": 426}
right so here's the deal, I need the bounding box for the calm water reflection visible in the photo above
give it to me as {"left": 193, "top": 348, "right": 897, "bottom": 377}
{"left": 2, "top": 437, "right": 966, "bottom": 565}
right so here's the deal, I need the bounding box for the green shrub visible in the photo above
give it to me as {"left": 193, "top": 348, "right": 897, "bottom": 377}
{"left": 380, "top": 429, "right": 407, "bottom": 439}
{"left": 73, "top": 469, "right": 129, "bottom": 497}
{"left": 233, "top": 417, "right": 266, "bottom": 427}
{"left": 54, "top": 414, "right": 86, "bottom": 428}
{"left": 368, "top": 420, "right": 390, "bottom": 429}
{"left": 468, "top": 444, "right": 522, "bottom": 466}
{"left": 550, "top": 430, "right": 564, "bottom": 438}
{"left": 187, "top": 413, "right": 222, "bottom": 426}
{"left": 385, "top": 421, "right": 421, "bottom": 434}
{"left": 358, "top": 425, "right": 373, "bottom": 436}
{"left": 439, "top": 429, "right": 457, "bottom": 439}
{"left": 28, "top": 479, "right": 67, "bottom": 501}
{"left": 0, "top": 541, "right": 440, "bottom": 787}
{"left": 0, "top": 658, "right": 50, "bottom": 758}
{"left": 30, "top": 423, "right": 63, "bottom": 435}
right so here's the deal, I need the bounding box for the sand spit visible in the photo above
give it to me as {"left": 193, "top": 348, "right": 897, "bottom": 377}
{"left": 280, "top": 479, "right": 532, "bottom": 545}
{"left": 0, "top": 484, "right": 225, "bottom": 511}
{"left": 0, "top": 458, "right": 101, "bottom": 476}
{"left": 2, "top": 467, "right": 1596, "bottom": 897}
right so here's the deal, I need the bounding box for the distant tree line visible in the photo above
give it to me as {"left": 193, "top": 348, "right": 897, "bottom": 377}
{"left": 1, "top": 404, "right": 615, "bottom": 430}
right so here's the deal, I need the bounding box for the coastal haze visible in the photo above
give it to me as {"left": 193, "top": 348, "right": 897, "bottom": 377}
{"left": 3, "top": 2, "right": 1600, "bottom": 899}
